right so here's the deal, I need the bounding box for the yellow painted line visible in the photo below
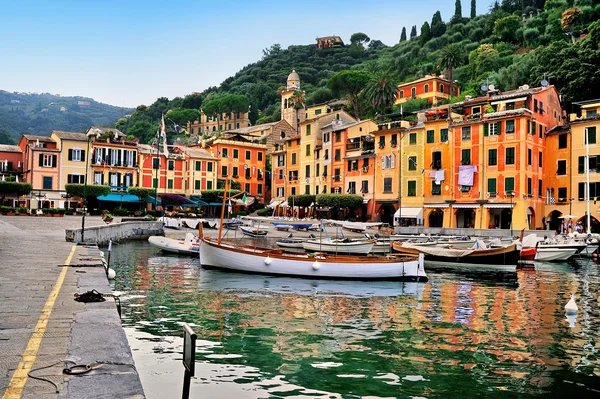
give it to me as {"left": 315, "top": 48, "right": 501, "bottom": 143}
{"left": 2, "top": 244, "right": 77, "bottom": 399}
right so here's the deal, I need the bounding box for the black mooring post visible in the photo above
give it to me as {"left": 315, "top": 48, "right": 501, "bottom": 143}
{"left": 182, "top": 323, "right": 196, "bottom": 399}
{"left": 106, "top": 239, "right": 112, "bottom": 276}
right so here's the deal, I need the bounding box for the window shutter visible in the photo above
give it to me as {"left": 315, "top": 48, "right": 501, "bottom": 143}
{"left": 597, "top": 155, "right": 600, "bottom": 173}
{"left": 39, "top": 154, "right": 44, "bottom": 167}
{"left": 52, "top": 155, "right": 57, "bottom": 168}
{"left": 117, "top": 172, "right": 122, "bottom": 187}
{"left": 496, "top": 122, "right": 501, "bottom": 135}
{"left": 68, "top": 149, "right": 73, "bottom": 161}
{"left": 81, "top": 150, "right": 85, "bottom": 162}
{"left": 484, "top": 123, "right": 488, "bottom": 137}
{"left": 579, "top": 156, "right": 585, "bottom": 174}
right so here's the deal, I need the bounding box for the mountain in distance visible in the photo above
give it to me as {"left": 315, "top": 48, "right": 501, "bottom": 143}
{"left": 0, "top": 90, "right": 134, "bottom": 144}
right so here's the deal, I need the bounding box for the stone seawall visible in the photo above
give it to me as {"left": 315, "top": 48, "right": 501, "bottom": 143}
{"left": 66, "top": 221, "right": 164, "bottom": 245}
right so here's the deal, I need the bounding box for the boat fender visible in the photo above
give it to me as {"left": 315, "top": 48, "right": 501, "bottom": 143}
{"left": 565, "top": 294, "right": 578, "bottom": 315}
{"left": 312, "top": 261, "right": 320, "bottom": 270}
{"left": 107, "top": 268, "right": 116, "bottom": 280}
{"left": 264, "top": 256, "right": 272, "bottom": 266}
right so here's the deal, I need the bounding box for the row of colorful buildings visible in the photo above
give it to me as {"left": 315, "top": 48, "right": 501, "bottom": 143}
{"left": 270, "top": 71, "right": 600, "bottom": 232}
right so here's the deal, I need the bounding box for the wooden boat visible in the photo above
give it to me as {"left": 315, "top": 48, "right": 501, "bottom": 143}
{"left": 240, "top": 226, "right": 268, "bottom": 237}
{"left": 534, "top": 247, "right": 578, "bottom": 261}
{"left": 199, "top": 237, "right": 427, "bottom": 280}
{"left": 303, "top": 238, "right": 375, "bottom": 255}
{"left": 148, "top": 233, "right": 199, "bottom": 255}
{"left": 276, "top": 238, "right": 305, "bottom": 249}
{"left": 391, "top": 241, "right": 520, "bottom": 272}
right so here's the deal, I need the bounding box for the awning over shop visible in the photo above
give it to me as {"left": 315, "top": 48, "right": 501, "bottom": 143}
{"left": 484, "top": 203, "right": 515, "bottom": 209}
{"left": 376, "top": 200, "right": 398, "bottom": 204}
{"left": 394, "top": 207, "right": 423, "bottom": 219}
{"left": 147, "top": 196, "right": 161, "bottom": 206}
{"left": 424, "top": 203, "right": 449, "bottom": 208}
{"left": 363, "top": 198, "right": 370, "bottom": 204}
{"left": 452, "top": 203, "right": 479, "bottom": 209}
{"left": 208, "top": 202, "right": 223, "bottom": 206}
{"left": 97, "top": 193, "right": 140, "bottom": 203}
{"left": 266, "top": 200, "right": 281, "bottom": 209}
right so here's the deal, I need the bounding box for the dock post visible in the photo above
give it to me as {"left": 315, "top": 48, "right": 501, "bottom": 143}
{"left": 182, "top": 323, "right": 197, "bottom": 399}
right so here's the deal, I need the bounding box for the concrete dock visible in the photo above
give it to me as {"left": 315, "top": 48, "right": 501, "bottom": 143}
{"left": 0, "top": 215, "right": 145, "bottom": 399}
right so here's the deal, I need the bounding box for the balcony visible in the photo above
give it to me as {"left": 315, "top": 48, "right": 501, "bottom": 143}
{"left": 346, "top": 143, "right": 360, "bottom": 151}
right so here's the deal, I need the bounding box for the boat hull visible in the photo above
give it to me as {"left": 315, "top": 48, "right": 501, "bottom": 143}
{"left": 148, "top": 236, "right": 199, "bottom": 255}
{"left": 276, "top": 239, "right": 305, "bottom": 249}
{"left": 391, "top": 242, "right": 520, "bottom": 272}
{"left": 200, "top": 238, "right": 427, "bottom": 280}
{"left": 240, "top": 227, "right": 268, "bottom": 237}
{"left": 534, "top": 248, "right": 578, "bottom": 261}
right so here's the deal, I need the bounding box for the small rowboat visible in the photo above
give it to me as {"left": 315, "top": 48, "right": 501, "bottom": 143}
{"left": 148, "top": 233, "right": 199, "bottom": 255}
{"left": 520, "top": 247, "right": 537, "bottom": 261}
{"left": 240, "top": 227, "right": 268, "bottom": 237}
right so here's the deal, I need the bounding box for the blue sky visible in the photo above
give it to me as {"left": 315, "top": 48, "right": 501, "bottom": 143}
{"left": 0, "top": 1, "right": 495, "bottom": 108}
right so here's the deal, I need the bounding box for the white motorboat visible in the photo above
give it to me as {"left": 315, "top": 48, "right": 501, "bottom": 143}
{"left": 534, "top": 247, "right": 578, "bottom": 262}
{"left": 276, "top": 238, "right": 305, "bottom": 249}
{"left": 302, "top": 238, "right": 375, "bottom": 255}
{"left": 148, "top": 233, "right": 199, "bottom": 255}
{"left": 199, "top": 237, "right": 427, "bottom": 280}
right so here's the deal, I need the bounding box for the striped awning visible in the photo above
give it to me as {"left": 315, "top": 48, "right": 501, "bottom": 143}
{"left": 484, "top": 203, "right": 514, "bottom": 209}
{"left": 424, "top": 203, "right": 449, "bottom": 208}
{"left": 452, "top": 203, "right": 479, "bottom": 209}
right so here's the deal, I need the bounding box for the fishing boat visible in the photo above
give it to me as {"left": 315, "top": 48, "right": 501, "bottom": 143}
{"left": 276, "top": 233, "right": 311, "bottom": 249}
{"left": 303, "top": 238, "right": 375, "bottom": 255}
{"left": 199, "top": 237, "right": 427, "bottom": 280}
{"left": 240, "top": 226, "right": 268, "bottom": 237}
{"left": 148, "top": 233, "right": 199, "bottom": 255}
{"left": 520, "top": 247, "right": 537, "bottom": 261}
{"left": 534, "top": 247, "right": 578, "bottom": 261}
{"left": 391, "top": 241, "right": 520, "bottom": 272}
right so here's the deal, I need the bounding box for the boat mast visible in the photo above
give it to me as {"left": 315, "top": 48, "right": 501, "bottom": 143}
{"left": 218, "top": 178, "right": 229, "bottom": 245}
{"left": 585, "top": 127, "right": 591, "bottom": 235}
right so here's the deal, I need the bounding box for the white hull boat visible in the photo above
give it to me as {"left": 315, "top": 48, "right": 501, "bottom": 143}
{"left": 534, "top": 248, "right": 578, "bottom": 262}
{"left": 303, "top": 239, "right": 374, "bottom": 255}
{"left": 276, "top": 238, "right": 305, "bottom": 249}
{"left": 148, "top": 233, "right": 199, "bottom": 255}
{"left": 199, "top": 237, "right": 427, "bottom": 280}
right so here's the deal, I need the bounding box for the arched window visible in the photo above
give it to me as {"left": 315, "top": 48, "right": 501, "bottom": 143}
{"left": 399, "top": 90, "right": 404, "bottom": 99}
{"left": 411, "top": 87, "right": 416, "bottom": 99}
{"left": 440, "top": 84, "right": 445, "bottom": 93}
{"left": 284, "top": 99, "right": 288, "bottom": 108}
{"left": 424, "top": 84, "right": 429, "bottom": 93}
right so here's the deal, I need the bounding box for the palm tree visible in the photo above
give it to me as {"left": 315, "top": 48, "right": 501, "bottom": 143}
{"left": 365, "top": 75, "right": 397, "bottom": 114}
{"left": 439, "top": 44, "right": 466, "bottom": 100}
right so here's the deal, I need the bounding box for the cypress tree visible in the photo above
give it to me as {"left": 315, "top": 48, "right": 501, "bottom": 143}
{"left": 471, "top": 0, "right": 476, "bottom": 19}
{"left": 419, "top": 21, "right": 431, "bottom": 45}
{"left": 431, "top": 11, "right": 446, "bottom": 37}
{"left": 454, "top": 0, "right": 462, "bottom": 20}
{"left": 410, "top": 25, "right": 417, "bottom": 39}
{"left": 400, "top": 27, "right": 407, "bottom": 42}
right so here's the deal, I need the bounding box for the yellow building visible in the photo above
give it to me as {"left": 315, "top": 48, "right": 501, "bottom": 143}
{"left": 395, "top": 75, "right": 459, "bottom": 106}
{"left": 280, "top": 69, "right": 306, "bottom": 132}
{"left": 299, "top": 110, "right": 356, "bottom": 196}
{"left": 373, "top": 127, "right": 401, "bottom": 225}
{"left": 50, "top": 130, "right": 89, "bottom": 209}
{"left": 221, "top": 120, "right": 295, "bottom": 155}
{"left": 187, "top": 111, "right": 251, "bottom": 136}
{"left": 396, "top": 123, "right": 425, "bottom": 227}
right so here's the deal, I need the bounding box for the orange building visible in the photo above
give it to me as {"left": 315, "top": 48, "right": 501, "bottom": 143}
{"left": 138, "top": 144, "right": 187, "bottom": 194}
{"left": 0, "top": 144, "right": 23, "bottom": 183}
{"left": 88, "top": 127, "right": 139, "bottom": 190}
{"left": 395, "top": 75, "right": 460, "bottom": 106}
{"left": 205, "top": 132, "right": 267, "bottom": 202}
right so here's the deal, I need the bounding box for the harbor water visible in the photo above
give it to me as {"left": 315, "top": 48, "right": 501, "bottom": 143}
{"left": 109, "top": 239, "right": 600, "bottom": 398}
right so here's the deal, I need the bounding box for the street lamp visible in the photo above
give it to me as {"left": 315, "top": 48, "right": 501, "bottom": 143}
{"left": 81, "top": 128, "right": 101, "bottom": 243}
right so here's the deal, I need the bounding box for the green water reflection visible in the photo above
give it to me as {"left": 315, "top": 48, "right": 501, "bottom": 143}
{"left": 110, "top": 241, "right": 600, "bottom": 398}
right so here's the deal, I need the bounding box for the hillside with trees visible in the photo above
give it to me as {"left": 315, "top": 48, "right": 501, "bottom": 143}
{"left": 0, "top": 91, "right": 132, "bottom": 144}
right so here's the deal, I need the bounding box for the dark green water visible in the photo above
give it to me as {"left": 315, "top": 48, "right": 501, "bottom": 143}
{"left": 109, "top": 241, "right": 600, "bottom": 398}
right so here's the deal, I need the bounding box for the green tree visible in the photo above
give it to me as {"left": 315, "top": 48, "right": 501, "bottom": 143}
{"left": 400, "top": 27, "right": 407, "bottom": 42}
{"left": 181, "top": 93, "right": 203, "bottom": 110}
{"left": 316, "top": 194, "right": 363, "bottom": 210}
{"left": 0, "top": 182, "right": 32, "bottom": 204}
{"left": 127, "top": 120, "right": 155, "bottom": 144}
{"left": 454, "top": 0, "right": 463, "bottom": 20}
{"left": 350, "top": 32, "right": 371, "bottom": 47}
{"left": 410, "top": 25, "right": 418, "bottom": 39}
{"left": 165, "top": 108, "right": 200, "bottom": 126}
{"left": 420, "top": 22, "right": 432, "bottom": 45}
{"left": 65, "top": 184, "right": 110, "bottom": 199}
{"left": 364, "top": 75, "right": 397, "bottom": 114}
{"left": 439, "top": 43, "right": 467, "bottom": 98}
{"left": 471, "top": 0, "right": 477, "bottom": 18}
{"left": 287, "top": 195, "right": 315, "bottom": 207}
{"left": 327, "top": 70, "right": 372, "bottom": 119}
{"left": 0, "top": 128, "right": 15, "bottom": 144}
{"left": 431, "top": 11, "right": 446, "bottom": 37}
{"left": 494, "top": 15, "right": 522, "bottom": 43}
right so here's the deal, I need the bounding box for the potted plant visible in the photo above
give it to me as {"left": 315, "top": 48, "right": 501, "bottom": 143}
{"left": 43, "top": 208, "right": 53, "bottom": 217}
{"left": 17, "top": 207, "right": 29, "bottom": 216}
{"left": 101, "top": 210, "right": 114, "bottom": 224}
{"left": 54, "top": 208, "right": 65, "bottom": 217}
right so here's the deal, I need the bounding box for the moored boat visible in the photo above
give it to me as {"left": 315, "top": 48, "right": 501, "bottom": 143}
{"left": 148, "top": 233, "right": 199, "bottom": 255}
{"left": 520, "top": 247, "right": 537, "bottom": 261}
{"left": 534, "top": 247, "right": 578, "bottom": 262}
{"left": 199, "top": 237, "right": 427, "bottom": 280}
{"left": 276, "top": 237, "right": 305, "bottom": 249}
{"left": 240, "top": 226, "right": 268, "bottom": 237}
{"left": 303, "top": 238, "right": 375, "bottom": 255}
{"left": 391, "top": 241, "right": 520, "bottom": 272}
